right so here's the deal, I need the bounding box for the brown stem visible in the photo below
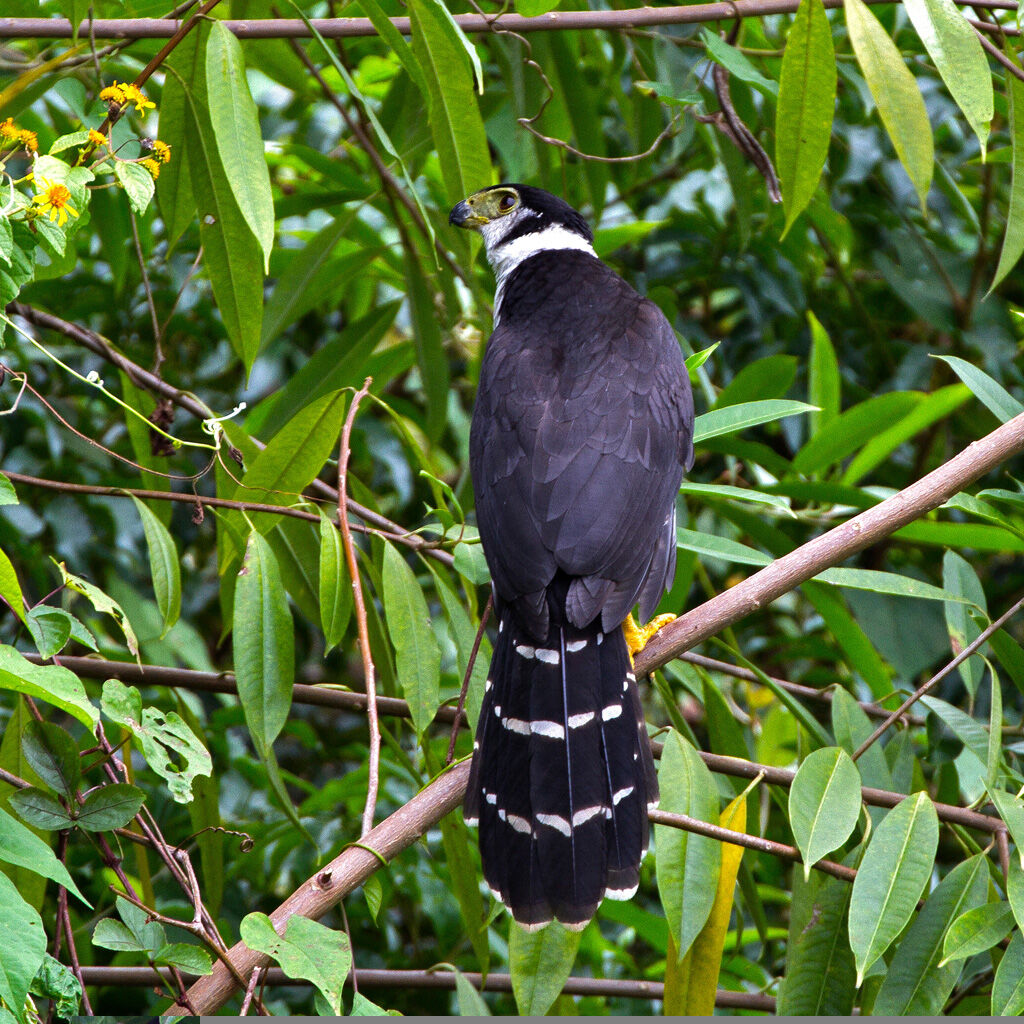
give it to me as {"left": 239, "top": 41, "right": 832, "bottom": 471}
{"left": 445, "top": 593, "right": 492, "bottom": 766}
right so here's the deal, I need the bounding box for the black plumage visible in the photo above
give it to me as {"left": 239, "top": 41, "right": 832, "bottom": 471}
{"left": 452, "top": 185, "right": 694, "bottom": 931}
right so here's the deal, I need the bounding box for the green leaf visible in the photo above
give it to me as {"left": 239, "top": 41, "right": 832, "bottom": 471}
{"left": 777, "top": 862, "right": 857, "bottom": 1014}
{"left": 0, "top": 474, "right": 17, "bottom": 505}
{"left": 677, "top": 481, "right": 795, "bottom": 515}
{"left": 317, "top": 510, "right": 352, "bottom": 653}
{"left": 0, "top": 548, "right": 24, "bottom": 624}
{"left": 939, "top": 900, "right": 1016, "bottom": 965}
{"left": 155, "top": 942, "right": 214, "bottom": 975}
{"left": 356, "top": 0, "right": 427, "bottom": 95}
{"left": 655, "top": 731, "right": 722, "bottom": 960}
{"left": 130, "top": 495, "right": 182, "bottom": 637}
{"left": 776, "top": 0, "right": 836, "bottom": 233}
{"left": 92, "top": 918, "right": 147, "bottom": 953}
{"left": 56, "top": 564, "right": 139, "bottom": 658}
{"left": 453, "top": 541, "right": 491, "bottom": 585}
{"left": 988, "top": 789, "right": 1024, "bottom": 868}
{"left": 943, "top": 550, "right": 987, "bottom": 696}
{"left": 0, "top": 872, "right": 46, "bottom": 1019}
{"left": 694, "top": 399, "right": 817, "bottom": 443}
{"left": 848, "top": 791, "right": 939, "bottom": 984}
{"left": 24, "top": 607, "right": 73, "bottom": 659}
{"left": 21, "top": 721, "right": 80, "bottom": 799}
{"left": 453, "top": 967, "right": 491, "bottom": 1015}
{"left": 157, "top": 48, "right": 196, "bottom": 248}
{"left": 0, "top": 805, "right": 89, "bottom": 905}
{"left": 101, "top": 679, "right": 212, "bottom": 804}
{"left": 807, "top": 312, "right": 840, "bottom": 434}
{"left": 518, "top": 0, "right": 560, "bottom": 14}
{"left": 715, "top": 355, "right": 798, "bottom": 408}
{"left": 872, "top": 853, "right": 988, "bottom": 1014}
{"left": 1009, "top": 859, "right": 1024, "bottom": 930}
{"left": 993, "top": 929, "right": 1024, "bottom": 1016}
{"left": 48, "top": 129, "right": 90, "bottom": 154}
{"left": 113, "top": 161, "right": 156, "bottom": 216}
{"left": 93, "top": 896, "right": 165, "bottom": 954}
{"left": 791, "top": 391, "right": 920, "bottom": 475}
{"left": 234, "top": 532, "right": 294, "bottom": 755}
{"left": 933, "top": 355, "right": 1024, "bottom": 422}
{"left": 381, "top": 542, "right": 441, "bottom": 737}
{"left": 0, "top": 646, "right": 98, "bottom": 731}
{"left": 439, "top": 813, "right": 490, "bottom": 975}
{"left": 409, "top": 0, "right": 491, "bottom": 204}
{"left": 921, "top": 695, "right": 990, "bottom": 769}
{"left": 404, "top": 249, "right": 450, "bottom": 442}
{"left": 992, "top": 69, "right": 1024, "bottom": 289}
{"left": 206, "top": 21, "right": 275, "bottom": 272}
{"left": 789, "top": 746, "right": 863, "bottom": 880}
{"left": 902, "top": 0, "right": 992, "bottom": 154}
{"left": 9, "top": 788, "right": 76, "bottom": 831}
{"left": 240, "top": 912, "right": 351, "bottom": 1014}
{"left": 29, "top": 954, "right": 81, "bottom": 1020}
{"left": 845, "top": 0, "right": 934, "bottom": 209}
{"left": 702, "top": 29, "right": 779, "bottom": 96}
{"left": 75, "top": 783, "right": 146, "bottom": 832}
{"left": 509, "top": 920, "right": 580, "bottom": 1014}
{"left": 815, "top": 567, "right": 979, "bottom": 606}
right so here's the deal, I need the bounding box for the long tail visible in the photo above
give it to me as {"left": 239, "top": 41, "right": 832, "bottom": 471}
{"left": 464, "top": 607, "right": 659, "bottom": 931}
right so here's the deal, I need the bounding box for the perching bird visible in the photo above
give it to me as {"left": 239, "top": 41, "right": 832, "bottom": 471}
{"left": 450, "top": 185, "right": 695, "bottom": 931}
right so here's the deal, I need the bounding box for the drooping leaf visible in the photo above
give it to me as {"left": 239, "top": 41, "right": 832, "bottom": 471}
{"left": 789, "top": 746, "right": 863, "bottom": 879}
{"left": 381, "top": 542, "right": 441, "bottom": 737}
{"left": 848, "top": 791, "right": 939, "bottom": 984}
{"left": 992, "top": 68, "right": 1024, "bottom": 289}
{"left": 56, "top": 564, "right": 139, "bottom": 658}
{"left": 21, "top": 721, "right": 80, "bottom": 799}
{"left": 0, "top": 806, "right": 89, "bottom": 905}
{"left": 993, "top": 929, "right": 1024, "bottom": 1015}
{"left": 509, "top": 920, "right": 580, "bottom": 1015}
{"left": 0, "top": 646, "right": 98, "bottom": 731}
{"left": 942, "top": 550, "right": 987, "bottom": 696}
{"left": 317, "top": 510, "right": 352, "bottom": 653}
{"left": 933, "top": 354, "right": 1024, "bottom": 422}
{"left": 845, "top": 0, "right": 934, "bottom": 209}
{"left": 130, "top": 495, "right": 182, "bottom": 637}
{"left": 0, "top": 548, "right": 25, "bottom": 624}
{"left": 0, "top": 873, "right": 46, "bottom": 1020}
{"left": 776, "top": 0, "right": 836, "bottom": 233}
{"left": 807, "top": 311, "right": 840, "bottom": 434}
{"left": 655, "top": 731, "right": 722, "bottom": 960}
{"left": 902, "top": 0, "right": 992, "bottom": 154}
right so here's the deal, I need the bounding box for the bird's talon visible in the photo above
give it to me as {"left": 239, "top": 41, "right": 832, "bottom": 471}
{"left": 623, "top": 613, "right": 676, "bottom": 660}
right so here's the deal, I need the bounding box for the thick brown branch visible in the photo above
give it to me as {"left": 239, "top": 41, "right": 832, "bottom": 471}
{"left": 1, "top": 0, "right": 1016, "bottom": 38}
{"left": 636, "top": 411, "right": 1024, "bottom": 674}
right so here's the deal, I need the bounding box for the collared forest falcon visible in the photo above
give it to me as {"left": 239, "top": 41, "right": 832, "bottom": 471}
{"left": 450, "top": 185, "right": 695, "bottom": 931}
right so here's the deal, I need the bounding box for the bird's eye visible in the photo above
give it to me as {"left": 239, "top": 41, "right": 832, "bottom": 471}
{"left": 498, "top": 194, "right": 517, "bottom": 212}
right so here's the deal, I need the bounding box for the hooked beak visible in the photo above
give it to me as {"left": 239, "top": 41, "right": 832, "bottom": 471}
{"left": 449, "top": 199, "right": 487, "bottom": 228}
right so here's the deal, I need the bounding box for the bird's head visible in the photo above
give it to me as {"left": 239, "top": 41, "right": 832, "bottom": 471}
{"left": 449, "top": 184, "right": 595, "bottom": 281}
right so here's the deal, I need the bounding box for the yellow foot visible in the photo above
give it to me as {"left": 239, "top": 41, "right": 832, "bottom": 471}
{"left": 622, "top": 613, "right": 677, "bottom": 661}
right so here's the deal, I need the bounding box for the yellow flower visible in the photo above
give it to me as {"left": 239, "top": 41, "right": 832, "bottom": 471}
{"left": 0, "top": 117, "right": 18, "bottom": 143}
{"left": 141, "top": 157, "right": 161, "bottom": 179}
{"left": 31, "top": 179, "right": 78, "bottom": 227}
{"left": 151, "top": 139, "right": 171, "bottom": 163}
{"left": 88, "top": 129, "right": 108, "bottom": 147}
{"left": 121, "top": 83, "right": 155, "bottom": 115}
{"left": 99, "top": 82, "right": 127, "bottom": 105}
{"left": 18, "top": 129, "right": 38, "bottom": 153}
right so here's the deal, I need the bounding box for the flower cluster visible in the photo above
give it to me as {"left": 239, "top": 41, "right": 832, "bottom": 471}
{"left": 0, "top": 117, "right": 38, "bottom": 153}
{"left": 98, "top": 81, "right": 155, "bottom": 115}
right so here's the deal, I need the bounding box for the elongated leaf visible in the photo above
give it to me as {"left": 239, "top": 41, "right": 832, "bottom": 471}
{"left": 903, "top": 0, "right": 992, "bottom": 153}
{"left": 655, "top": 731, "right": 722, "bottom": 960}
{"left": 0, "top": 872, "right": 46, "bottom": 1019}
{"left": 57, "top": 565, "right": 139, "bottom": 658}
{"left": 130, "top": 495, "right": 181, "bottom": 637}
{"left": 702, "top": 29, "right": 778, "bottom": 96}
{"left": 21, "top": 721, "right": 80, "bottom": 799}
{"left": 233, "top": 532, "right": 294, "bottom": 754}
{"left": 381, "top": 542, "right": 441, "bottom": 737}
{"left": 509, "top": 920, "right": 580, "bottom": 1015}
{"left": 206, "top": 21, "right": 274, "bottom": 271}
{"left": 832, "top": 689, "right": 892, "bottom": 792}
{"left": 848, "top": 791, "right": 939, "bottom": 984}
{"left": 677, "top": 481, "right": 795, "bottom": 514}
{"left": 776, "top": 0, "right": 836, "bottom": 233}
{"left": 673, "top": 793, "right": 747, "bottom": 1014}
{"left": 439, "top": 814, "right": 489, "bottom": 975}
{"left": 0, "top": 548, "right": 24, "bottom": 623}
{"left": 1009, "top": 859, "right": 1024, "bottom": 930}
{"left": 940, "top": 900, "right": 1016, "bottom": 965}
{"left": 816, "top": 567, "right": 978, "bottom": 605}
{"left": 943, "top": 550, "right": 987, "bottom": 696}
{"left": 933, "top": 354, "right": 1024, "bottom": 422}
{"left": 317, "top": 511, "right": 351, "bottom": 653}
{"left": 873, "top": 853, "right": 988, "bottom": 1014}
{"left": 156, "top": 58, "right": 195, "bottom": 249}
{"left": 791, "top": 391, "right": 920, "bottom": 474}
{"left": 694, "top": 399, "right": 816, "bottom": 443}
{"left": 675, "top": 527, "right": 770, "bottom": 568}
{"left": 789, "top": 747, "right": 862, "bottom": 879}
{"left": 992, "top": 68, "right": 1024, "bottom": 289}
{"left": 808, "top": 311, "right": 840, "bottom": 434}
{"left": 357, "top": 0, "right": 427, "bottom": 95}
{"left": 241, "top": 912, "right": 351, "bottom": 1014}
{"left": 988, "top": 788, "right": 1024, "bottom": 868}
{"left": 0, "top": 646, "right": 97, "bottom": 731}
{"left": 845, "top": 0, "right": 934, "bottom": 208}
{"left": 777, "top": 856, "right": 857, "bottom": 1014}
{"left": 993, "top": 929, "right": 1024, "bottom": 1015}
{"left": 0, "top": 806, "right": 89, "bottom": 905}
{"left": 409, "top": 0, "right": 491, "bottom": 204}
{"left": 404, "top": 249, "right": 450, "bottom": 442}
{"left": 453, "top": 968, "right": 491, "bottom": 1015}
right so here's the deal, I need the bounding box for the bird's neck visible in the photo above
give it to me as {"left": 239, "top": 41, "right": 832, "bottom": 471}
{"left": 488, "top": 225, "right": 597, "bottom": 325}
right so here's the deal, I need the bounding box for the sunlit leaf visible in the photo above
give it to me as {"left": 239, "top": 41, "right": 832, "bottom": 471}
{"left": 789, "top": 747, "right": 862, "bottom": 879}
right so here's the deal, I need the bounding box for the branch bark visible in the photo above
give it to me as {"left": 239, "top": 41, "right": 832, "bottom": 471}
{"left": 1, "top": 0, "right": 1016, "bottom": 38}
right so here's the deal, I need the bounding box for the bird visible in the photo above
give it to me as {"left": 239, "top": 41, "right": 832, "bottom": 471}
{"left": 449, "top": 184, "right": 695, "bottom": 932}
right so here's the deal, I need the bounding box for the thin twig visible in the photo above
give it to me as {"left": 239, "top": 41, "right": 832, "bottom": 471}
{"left": 239, "top": 968, "right": 263, "bottom": 1016}
{"left": 445, "top": 593, "right": 492, "bottom": 766}
{"left": 851, "top": 593, "right": 1024, "bottom": 761}
{"left": 337, "top": 380, "right": 381, "bottom": 837}
{"left": 127, "top": 206, "right": 164, "bottom": 374}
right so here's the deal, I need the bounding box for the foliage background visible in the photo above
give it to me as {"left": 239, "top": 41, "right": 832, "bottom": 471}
{"left": 1, "top": 0, "right": 1024, "bottom": 1014}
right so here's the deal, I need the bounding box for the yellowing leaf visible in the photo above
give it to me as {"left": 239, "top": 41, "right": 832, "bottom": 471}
{"left": 845, "top": 0, "right": 934, "bottom": 209}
